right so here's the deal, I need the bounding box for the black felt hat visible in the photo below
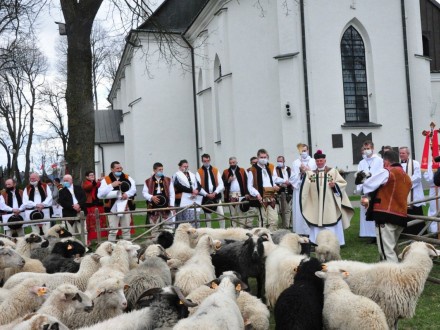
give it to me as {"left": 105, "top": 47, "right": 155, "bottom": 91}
{"left": 8, "top": 214, "right": 24, "bottom": 230}
{"left": 29, "top": 210, "right": 44, "bottom": 221}
{"left": 151, "top": 195, "right": 168, "bottom": 208}
{"left": 120, "top": 181, "right": 131, "bottom": 193}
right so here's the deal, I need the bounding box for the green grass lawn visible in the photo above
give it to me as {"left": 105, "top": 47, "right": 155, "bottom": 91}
{"left": 130, "top": 205, "right": 439, "bottom": 330}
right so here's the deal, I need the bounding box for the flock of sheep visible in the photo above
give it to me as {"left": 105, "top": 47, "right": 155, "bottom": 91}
{"left": 0, "top": 222, "right": 438, "bottom": 330}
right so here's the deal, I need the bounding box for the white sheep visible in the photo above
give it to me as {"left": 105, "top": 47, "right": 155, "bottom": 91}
{"left": 315, "top": 270, "right": 389, "bottom": 330}
{"left": 76, "top": 286, "right": 196, "bottom": 330}
{"left": 326, "top": 242, "right": 437, "bottom": 329}
{"left": 10, "top": 313, "right": 69, "bottom": 330}
{"left": 3, "top": 253, "right": 102, "bottom": 290}
{"left": 37, "top": 283, "right": 93, "bottom": 326}
{"left": 196, "top": 227, "right": 252, "bottom": 242}
{"left": 123, "top": 244, "right": 171, "bottom": 310}
{"left": 3, "top": 233, "right": 47, "bottom": 281}
{"left": 315, "top": 229, "right": 341, "bottom": 262}
{"left": 0, "top": 246, "right": 25, "bottom": 269}
{"left": 65, "top": 278, "right": 127, "bottom": 329}
{"left": 94, "top": 241, "right": 114, "bottom": 257}
{"left": 185, "top": 281, "right": 270, "bottom": 330}
{"left": 0, "top": 277, "right": 48, "bottom": 325}
{"left": 86, "top": 240, "right": 139, "bottom": 295}
{"left": 0, "top": 237, "right": 17, "bottom": 248}
{"left": 174, "top": 234, "right": 221, "bottom": 296}
{"left": 173, "top": 272, "right": 245, "bottom": 330}
{"left": 264, "top": 233, "right": 308, "bottom": 308}
{"left": 166, "top": 223, "right": 198, "bottom": 265}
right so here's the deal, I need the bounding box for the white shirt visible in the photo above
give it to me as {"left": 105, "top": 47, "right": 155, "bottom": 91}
{"left": 356, "top": 154, "right": 383, "bottom": 194}
{"left": 22, "top": 183, "right": 53, "bottom": 209}
{"left": 142, "top": 176, "right": 176, "bottom": 207}
{"left": 97, "top": 174, "right": 137, "bottom": 213}
{"left": 247, "top": 164, "right": 279, "bottom": 197}
{"left": 196, "top": 166, "right": 225, "bottom": 196}
{"left": 1, "top": 189, "right": 26, "bottom": 212}
{"left": 401, "top": 159, "right": 425, "bottom": 206}
{"left": 67, "top": 185, "right": 79, "bottom": 204}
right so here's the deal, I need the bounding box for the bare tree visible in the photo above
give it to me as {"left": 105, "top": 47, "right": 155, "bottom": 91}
{"left": 0, "top": 0, "right": 48, "bottom": 72}
{"left": 0, "top": 38, "right": 48, "bottom": 183}
{"left": 40, "top": 84, "right": 69, "bottom": 156}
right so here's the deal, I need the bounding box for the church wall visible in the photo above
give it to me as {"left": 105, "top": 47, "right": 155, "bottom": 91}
{"left": 303, "top": 0, "right": 430, "bottom": 169}
{"left": 191, "top": 0, "right": 286, "bottom": 168}
{"left": 110, "top": 35, "right": 196, "bottom": 185}
{"left": 405, "top": 0, "right": 437, "bottom": 157}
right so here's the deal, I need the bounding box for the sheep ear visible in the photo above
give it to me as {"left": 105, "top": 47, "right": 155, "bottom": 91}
{"left": 315, "top": 271, "right": 325, "bottom": 279}
{"left": 399, "top": 245, "right": 411, "bottom": 260}
{"left": 425, "top": 243, "right": 438, "bottom": 257}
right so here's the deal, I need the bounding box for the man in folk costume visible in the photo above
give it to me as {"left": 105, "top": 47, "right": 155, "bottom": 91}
{"left": 222, "top": 156, "right": 250, "bottom": 228}
{"left": 300, "top": 150, "right": 353, "bottom": 245}
{"left": 22, "top": 172, "right": 53, "bottom": 235}
{"left": 196, "top": 154, "right": 225, "bottom": 228}
{"left": 290, "top": 143, "right": 316, "bottom": 236}
{"left": 275, "top": 155, "right": 293, "bottom": 229}
{"left": 143, "top": 162, "right": 175, "bottom": 232}
{"left": 82, "top": 171, "right": 108, "bottom": 242}
{"left": 399, "top": 146, "right": 426, "bottom": 235}
{"left": 98, "top": 161, "right": 136, "bottom": 242}
{"left": 0, "top": 178, "right": 26, "bottom": 237}
{"left": 361, "top": 150, "right": 412, "bottom": 262}
{"left": 356, "top": 140, "right": 383, "bottom": 244}
{"left": 173, "top": 159, "right": 201, "bottom": 225}
{"left": 58, "top": 174, "right": 87, "bottom": 235}
{"left": 247, "top": 149, "right": 281, "bottom": 231}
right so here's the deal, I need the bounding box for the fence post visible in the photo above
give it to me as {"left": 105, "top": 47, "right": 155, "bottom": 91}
{"left": 78, "top": 211, "right": 86, "bottom": 245}
{"left": 95, "top": 207, "right": 101, "bottom": 245}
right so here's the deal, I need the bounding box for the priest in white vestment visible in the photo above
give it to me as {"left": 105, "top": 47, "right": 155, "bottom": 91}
{"left": 356, "top": 141, "right": 383, "bottom": 240}
{"left": 290, "top": 143, "right": 316, "bottom": 235}
{"left": 300, "top": 150, "right": 354, "bottom": 245}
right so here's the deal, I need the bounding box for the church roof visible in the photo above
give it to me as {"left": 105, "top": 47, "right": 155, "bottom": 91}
{"left": 95, "top": 110, "right": 124, "bottom": 144}
{"left": 137, "top": 0, "right": 210, "bottom": 32}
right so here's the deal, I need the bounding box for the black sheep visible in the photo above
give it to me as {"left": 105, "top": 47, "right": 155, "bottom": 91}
{"left": 155, "top": 230, "right": 174, "bottom": 249}
{"left": 274, "top": 257, "right": 324, "bottom": 330}
{"left": 42, "top": 240, "right": 86, "bottom": 273}
{"left": 211, "top": 233, "right": 267, "bottom": 298}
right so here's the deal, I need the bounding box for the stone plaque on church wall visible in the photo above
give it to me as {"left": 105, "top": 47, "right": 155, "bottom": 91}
{"left": 332, "top": 134, "right": 343, "bottom": 148}
{"left": 352, "top": 132, "right": 372, "bottom": 165}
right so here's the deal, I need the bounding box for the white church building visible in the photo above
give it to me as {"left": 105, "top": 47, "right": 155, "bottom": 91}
{"left": 100, "top": 0, "right": 438, "bottom": 188}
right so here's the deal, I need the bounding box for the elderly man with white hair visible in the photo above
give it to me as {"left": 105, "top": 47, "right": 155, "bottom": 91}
{"left": 58, "top": 174, "right": 87, "bottom": 235}
{"left": 22, "top": 172, "right": 53, "bottom": 235}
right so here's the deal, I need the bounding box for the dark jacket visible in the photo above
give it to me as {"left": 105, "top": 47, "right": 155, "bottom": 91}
{"left": 58, "top": 185, "right": 87, "bottom": 217}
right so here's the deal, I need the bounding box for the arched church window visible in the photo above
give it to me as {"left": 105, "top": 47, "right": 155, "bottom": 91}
{"left": 341, "top": 26, "right": 369, "bottom": 123}
{"left": 214, "top": 54, "right": 222, "bottom": 79}
{"left": 422, "top": 35, "right": 430, "bottom": 57}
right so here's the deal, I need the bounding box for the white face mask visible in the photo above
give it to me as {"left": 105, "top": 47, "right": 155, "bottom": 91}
{"left": 277, "top": 162, "right": 284, "bottom": 168}
{"left": 363, "top": 149, "right": 373, "bottom": 157}
{"left": 301, "top": 152, "right": 308, "bottom": 159}
{"left": 30, "top": 181, "right": 38, "bottom": 186}
{"left": 258, "top": 158, "right": 268, "bottom": 166}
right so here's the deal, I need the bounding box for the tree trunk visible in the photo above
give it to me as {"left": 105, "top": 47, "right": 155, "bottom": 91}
{"left": 60, "top": 0, "right": 103, "bottom": 182}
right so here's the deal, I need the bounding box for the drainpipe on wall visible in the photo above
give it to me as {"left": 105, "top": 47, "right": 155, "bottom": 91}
{"left": 300, "top": 0, "right": 313, "bottom": 154}
{"left": 181, "top": 34, "right": 201, "bottom": 168}
{"left": 400, "top": 0, "right": 416, "bottom": 158}
{"left": 98, "top": 144, "right": 105, "bottom": 175}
